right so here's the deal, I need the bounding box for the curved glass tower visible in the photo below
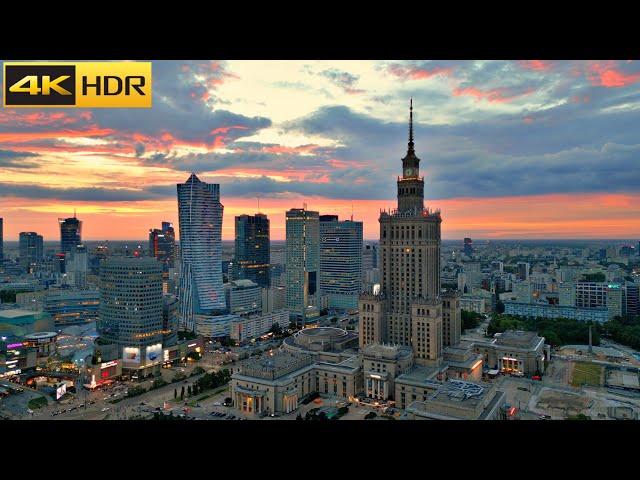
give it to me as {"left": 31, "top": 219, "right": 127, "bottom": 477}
{"left": 177, "top": 173, "right": 226, "bottom": 332}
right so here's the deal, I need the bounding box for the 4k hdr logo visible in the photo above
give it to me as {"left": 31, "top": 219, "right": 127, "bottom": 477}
{"left": 3, "top": 62, "right": 152, "bottom": 107}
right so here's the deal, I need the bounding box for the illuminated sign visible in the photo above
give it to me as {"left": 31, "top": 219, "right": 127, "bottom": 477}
{"left": 370, "top": 374, "right": 381, "bottom": 380}
{"left": 145, "top": 343, "right": 162, "bottom": 364}
{"left": 56, "top": 383, "right": 67, "bottom": 400}
{"left": 123, "top": 346, "right": 141, "bottom": 364}
{"left": 6, "top": 343, "right": 24, "bottom": 349}
{"left": 100, "top": 360, "right": 118, "bottom": 369}
{"left": 187, "top": 343, "right": 197, "bottom": 348}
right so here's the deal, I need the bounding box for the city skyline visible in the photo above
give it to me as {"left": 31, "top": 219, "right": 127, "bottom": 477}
{"left": 1, "top": 60, "right": 640, "bottom": 241}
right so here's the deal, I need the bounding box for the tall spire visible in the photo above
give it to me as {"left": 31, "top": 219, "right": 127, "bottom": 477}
{"left": 408, "top": 98, "right": 414, "bottom": 154}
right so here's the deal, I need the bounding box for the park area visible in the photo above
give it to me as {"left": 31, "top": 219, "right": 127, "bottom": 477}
{"left": 571, "top": 362, "right": 603, "bottom": 387}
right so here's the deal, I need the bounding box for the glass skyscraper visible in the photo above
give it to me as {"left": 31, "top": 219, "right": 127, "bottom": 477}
{"left": 234, "top": 213, "right": 270, "bottom": 288}
{"left": 18, "top": 231, "right": 43, "bottom": 271}
{"left": 177, "top": 173, "right": 227, "bottom": 332}
{"left": 149, "top": 221, "right": 176, "bottom": 269}
{"left": 59, "top": 214, "right": 82, "bottom": 254}
{"left": 319, "top": 215, "right": 363, "bottom": 310}
{"left": 97, "top": 257, "right": 164, "bottom": 377}
{"left": 285, "top": 208, "right": 320, "bottom": 324}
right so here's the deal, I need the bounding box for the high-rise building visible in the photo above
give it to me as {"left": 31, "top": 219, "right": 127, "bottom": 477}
{"left": 319, "top": 215, "right": 363, "bottom": 310}
{"left": 234, "top": 214, "right": 270, "bottom": 288}
{"left": 516, "top": 262, "right": 530, "bottom": 281}
{"left": 624, "top": 282, "right": 639, "bottom": 316}
{"left": 285, "top": 207, "right": 320, "bottom": 324}
{"left": 0, "top": 217, "right": 3, "bottom": 261}
{"left": 162, "top": 294, "right": 179, "bottom": 348}
{"left": 575, "top": 281, "right": 622, "bottom": 320}
{"left": 149, "top": 221, "right": 176, "bottom": 269}
{"left": 66, "top": 244, "right": 88, "bottom": 287}
{"left": 177, "top": 173, "right": 226, "bottom": 332}
{"left": 463, "top": 237, "right": 473, "bottom": 257}
{"left": 225, "top": 279, "right": 262, "bottom": 317}
{"left": 59, "top": 214, "right": 82, "bottom": 254}
{"left": 19, "top": 232, "right": 43, "bottom": 271}
{"left": 97, "top": 257, "right": 164, "bottom": 377}
{"left": 359, "top": 100, "right": 458, "bottom": 365}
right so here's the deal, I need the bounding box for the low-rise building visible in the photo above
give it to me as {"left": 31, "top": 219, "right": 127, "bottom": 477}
{"left": 230, "top": 351, "right": 362, "bottom": 416}
{"left": 230, "top": 310, "right": 289, "bottom": 343}
{"left": 403, "top": 379, "right": 506, "bottom": 420}
{"left": 473, "top": 330, "right": 549, "bottom": 375}
{"left": 282, "top": 326, "right": 359, "bottom": 363}
{"left": 503, "top": 300, "right": 608, "bottom": 323}
{"left": 460, "top": 295, "right": 486, "bottom": 314}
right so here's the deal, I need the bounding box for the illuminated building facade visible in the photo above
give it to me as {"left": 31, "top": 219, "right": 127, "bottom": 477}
{"left": 149, "top": 221, "right": 176, "bottom": 269}
{"left": 59, "top": 214, "right": 82, "bottom": 254}
{"left": 44, "top": 289, "right": 100, "bottom": 327}
{"left": 177, "top": 173, "right": 227, "bottom": 333}
{"left": 319, "top": 215, "right": 363, "bottom": 310}
{"left": 18, "top": 232, "right": 43, "bottom": 272}
{"left": 234, "top": 214, "right": 270, "bottom": 288}
{"left": 358, "top": 100, "right": 458, "bottom": 366}
{"left": 285, "top": 207, "right": 320, "bottom": 324}
{"left": 97, "top": 257, "right": 164, "bottom": 378}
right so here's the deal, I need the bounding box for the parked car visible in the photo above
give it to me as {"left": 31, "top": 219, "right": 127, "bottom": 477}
{"left": 532, "top": 375, "right": 542, "bottom": 381}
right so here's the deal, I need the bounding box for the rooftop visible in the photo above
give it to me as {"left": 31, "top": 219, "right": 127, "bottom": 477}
{"left": 362, "top": 343, "right": 413, "bottom": 361}
{"left": 0, "top": 309, "right": 43, "bottom": 319}
{"left": 494, "top": 330, "right": 542, "bottom": 348}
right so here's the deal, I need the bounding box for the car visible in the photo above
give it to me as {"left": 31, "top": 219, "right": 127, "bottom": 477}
{"left": 213, "top": 402, "right": 221, "bottom": 406}
{"left": 532, "top": 375, "right": 542, "bottom": 381}
{"left": 101, "top": 407, "right": 110, "bottom": 412}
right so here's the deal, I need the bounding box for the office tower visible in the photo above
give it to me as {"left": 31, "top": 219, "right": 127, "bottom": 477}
{"left": 463, "top": 262, "right": 482, "bottom": 289}
{"left": 225, "top": 279, "right": 262, "bottom": 317}
{"left": 319, "top": 215, "right": 363, "bottom": 310}
{"left": 59, "top": 213, "right": 82, "bottom": 254}
{"left": 463, "top": 237, "right": 473, "bottom": 257}
{"left": 162, "top": 295, "right": 179, "bottom": 348}
{"left": 285, "top": 207, "right": 320, "bottom": 324}
{"left": 177, "top": 173, "right": 226, "bottom": 332}
{"left": 43, "top": 289, "right": 100, "bottom": 327}
{"left": 362, "top": 244, "right": 378, "bottom": 273}
{"left": 0, "top": 217, "right": 3, "bottom": 261}
{"left": 359, "top": 100, "right": 451, "bottom": 365}
{"left": 97, "top": 257, "right": 163, "bottom": 377}
{"left": 606, "top": 283, "right": 623, "bottom": 319}
{"left": 624, "top": 283, "right": 639, "bottom": 316}
{"left": 66, "top": 244, "right": 88, "bottom": 287}
{"left": 148, "top": 221, "right": 176, "bottom": 269}
{"left": 559, "top": 282, "right": 575, "bottom": 307}
{"left": 234, "top": 213, "right": 270, "bottom": 288}
{"left": 516, "top": 262, "right": 530, "bottom": 281}
{"left": 19, "top": 232, "right": 43, "bottom": 271}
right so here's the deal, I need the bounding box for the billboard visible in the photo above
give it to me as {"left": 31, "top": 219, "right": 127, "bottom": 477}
{"left": 123, "top": 346, "right": 141, "bottom": 364}
{"left": 145, "top": 343, "right": 162, "bottom": 365}
{"left": 56, "top": 382, "right": 67, "bottom": 400}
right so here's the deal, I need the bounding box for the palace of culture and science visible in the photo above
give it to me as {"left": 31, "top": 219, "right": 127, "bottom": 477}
{"left": 359, "top": 100, "right": 462, "bottom": 365}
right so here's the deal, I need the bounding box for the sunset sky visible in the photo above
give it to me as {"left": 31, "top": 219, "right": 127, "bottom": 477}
{"left": 1, "top": 60, "right": 640, "bottom": 241}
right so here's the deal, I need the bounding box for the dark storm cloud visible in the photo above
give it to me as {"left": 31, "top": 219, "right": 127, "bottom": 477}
{"left": 285, "top": 100, "right": 640, "bottom": 200}
{"left": 0, "top": 183, "right": 164, "bottom": 202}
{"left": 0, "top": 149, "right": 40, "bottom": 168}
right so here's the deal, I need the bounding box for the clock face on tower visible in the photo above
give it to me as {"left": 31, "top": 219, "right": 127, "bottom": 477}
{"left": 405, "top": 168, "right": 413, "bottom": 177}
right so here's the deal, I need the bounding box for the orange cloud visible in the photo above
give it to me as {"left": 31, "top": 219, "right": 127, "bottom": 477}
{"left": 387, "top": 64, "right": 453, "bottom": 81}
{"left": 453, "top": 86, "right": 534, "bottom": 103}
{"left": 518, "top": 60, "right": 552, "bottom": 72}
{"left": 587, "top": 61, "right": 640, "bottom": 87}
{"left": 3, "top": 193, "right": 640, "bottom": 242}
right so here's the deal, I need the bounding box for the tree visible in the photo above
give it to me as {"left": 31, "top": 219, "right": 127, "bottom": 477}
{"left": 495, "top": 300, "right": 505, "bottom": 314}
{"left": 268, "top": 323, "right": 283, "bottom": 336}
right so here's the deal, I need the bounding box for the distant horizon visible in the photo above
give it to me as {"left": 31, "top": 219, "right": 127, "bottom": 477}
{"left": 2, "top": 237, "right": 639, "bottom": 244}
